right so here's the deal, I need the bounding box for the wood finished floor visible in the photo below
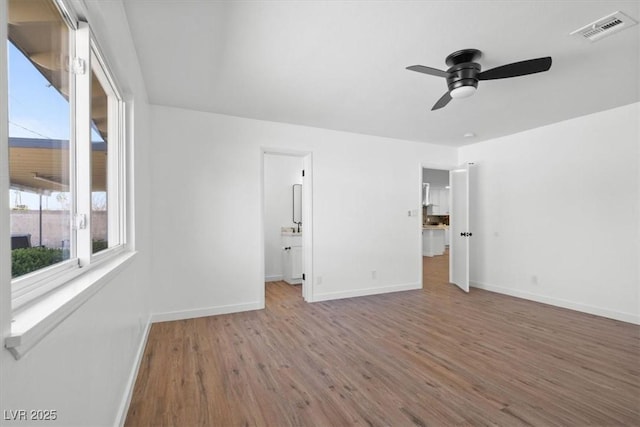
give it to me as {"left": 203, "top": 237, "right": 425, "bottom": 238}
{"left": 126, "top": 254, "right": 640, "bottom": 426}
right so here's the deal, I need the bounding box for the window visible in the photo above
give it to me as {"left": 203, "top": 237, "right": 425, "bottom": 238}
{"left": 90, "top": 48, "right": 124, "bottom": 255}
{"left": 91, "top": 68, "right": 109, "bottom": 253}
{"left": 8, "top": 0, "right": 73, "bottom": 280}
{"left": 7, "top": 0, "right": 126, "bottom": 310}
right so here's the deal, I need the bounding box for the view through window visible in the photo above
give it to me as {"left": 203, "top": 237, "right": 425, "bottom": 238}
{"left": 7, "top": 0, "right": 123, "bottom": 285}
{"left": 90, "top": 69, "right": 108, "bottom": 254}
{"left": 8, "top": 0, "right": 72, "bottom": 278}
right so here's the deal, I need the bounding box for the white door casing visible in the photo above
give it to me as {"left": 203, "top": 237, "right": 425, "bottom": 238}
{"left": 301, "top": 154, "right": 313, "bottom": 302}
{"left": 261, "top": 149, "right": 313, "bottom": 305}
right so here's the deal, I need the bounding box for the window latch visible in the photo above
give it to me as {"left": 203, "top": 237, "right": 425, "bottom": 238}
{"left": 71, "top": 57, "right": 86, "bottom": 75}
{"left": 73, "top": 213, "right": 87, "bottom": 230}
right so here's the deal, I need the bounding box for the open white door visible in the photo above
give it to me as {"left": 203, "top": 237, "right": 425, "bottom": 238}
{"left": 449, "top": 164, "right": 471, "bottom": 292}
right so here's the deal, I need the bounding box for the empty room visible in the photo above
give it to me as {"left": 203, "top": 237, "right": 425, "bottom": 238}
{"left": 0, "top": 0, "right": 638, "bottom": 426}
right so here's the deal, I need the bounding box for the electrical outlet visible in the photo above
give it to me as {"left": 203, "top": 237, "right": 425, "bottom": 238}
{"left": 371, "top": 270, "right": 377, "bottom": 280}
{"left": 316, "top": 276, "right": 323, "bottom": 286}
{"left": 531, "top": 275, "right": 538, "bottom": 285}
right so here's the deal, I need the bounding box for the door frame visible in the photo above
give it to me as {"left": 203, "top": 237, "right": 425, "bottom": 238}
{"left": 261, "top": 148, "right": 314, "bottom": 305}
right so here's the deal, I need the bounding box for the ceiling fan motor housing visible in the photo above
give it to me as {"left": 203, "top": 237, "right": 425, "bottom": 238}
{"left": 446, "top": 62, "right": 481, "bottom": 92}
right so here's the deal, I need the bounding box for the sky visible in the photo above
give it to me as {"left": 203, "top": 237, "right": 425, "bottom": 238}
{"left": 8, "top": 40, "right": 103, "bottom": 210}
{"left": 8, "top": 42, "right": 71, "bottom": 141}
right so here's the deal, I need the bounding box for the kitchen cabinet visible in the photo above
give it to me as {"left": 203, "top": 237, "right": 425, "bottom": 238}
{"left": 431, "top": 188, "right": 449, "bottom": 215}
{"left": 424, "top": 185, "right": 450, "bottom": 215}
{"left": 428, "top": 188, "right": 439, "bottom": 214}
{"left": 422, "top": 228, "right": 445, "bottom": 257}
{"left": 439, "top": 189, "right": 450, "bottom": 215}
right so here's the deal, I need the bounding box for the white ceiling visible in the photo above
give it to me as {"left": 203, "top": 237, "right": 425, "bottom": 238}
{"left": 122, "top": 0, "right": 639, "bottom": 147}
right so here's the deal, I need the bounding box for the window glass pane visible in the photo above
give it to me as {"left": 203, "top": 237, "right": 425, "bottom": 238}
{"left": 90, "top": 71, "right": 108, "bottom": 253}
{"left": 7, "top": 0, "right": 72, "bottom": 277}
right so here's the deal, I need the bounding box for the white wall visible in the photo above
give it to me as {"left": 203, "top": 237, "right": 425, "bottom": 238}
{"left": 264, "top": 154, "right": 303, "bottom": 281}
{"left": 460, "top": 103, "right": 640, "bottom": 324}
{"left": 150, "top": 105, "right": 457, "bottom": 318}
{"left": 0, "top": 1, "right": 153, "bottom": 426}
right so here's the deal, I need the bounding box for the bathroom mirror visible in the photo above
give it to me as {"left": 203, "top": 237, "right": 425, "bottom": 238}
{"left": 292, "top": 184, "right": 302, "bottom": 227}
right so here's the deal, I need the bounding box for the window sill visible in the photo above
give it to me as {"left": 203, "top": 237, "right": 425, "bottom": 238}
{"left": 5, "top": 251, "right": 137, "bottom": 360}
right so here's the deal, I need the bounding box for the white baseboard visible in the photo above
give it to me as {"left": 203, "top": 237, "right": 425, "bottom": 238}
{"left": 470, "top": 281, "right": 640, "bottom": 325}
{"left": 265, "top": 274, "right": 283, "bottom": 282}
{"left": 150, "top": 301, "right": 263, "bottom": 323}
{"left": 312, "top": 282, "right": 421, "bottom": 302}
{"left": 115, "top": 314, "right": 152, "bottom": 427}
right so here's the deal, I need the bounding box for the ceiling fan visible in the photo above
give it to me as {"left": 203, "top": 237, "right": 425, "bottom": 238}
{"left": 407, "top": 49, "right": 552, "bottom": 111}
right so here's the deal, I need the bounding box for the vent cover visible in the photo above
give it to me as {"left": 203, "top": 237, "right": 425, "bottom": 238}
{"left": 570, "top": 11, "right": 638, "bottom": 42}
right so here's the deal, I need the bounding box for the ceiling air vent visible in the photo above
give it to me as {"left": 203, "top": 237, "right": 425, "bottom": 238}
{"left": 570, "top": 11, "right": 638, "bottom": 42}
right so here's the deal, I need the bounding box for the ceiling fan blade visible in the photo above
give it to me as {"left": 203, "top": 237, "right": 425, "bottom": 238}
{"left": 478, "top": 57, "right": 552, "bottom": 80}
{"left": 406, "top": 65, "right": 448, "bottom": 78}
{"left": 431, "top": 91, "right": 452, "bottom": 110}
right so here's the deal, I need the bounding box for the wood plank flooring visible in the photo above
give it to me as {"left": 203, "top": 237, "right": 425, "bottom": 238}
{"left": 126, "top": 255, "right": 640, "bottom": 426}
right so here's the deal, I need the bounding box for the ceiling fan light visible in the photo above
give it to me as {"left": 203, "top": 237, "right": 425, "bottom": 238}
{"left": 450, "top": 85, "right": 476, "bottom": 99}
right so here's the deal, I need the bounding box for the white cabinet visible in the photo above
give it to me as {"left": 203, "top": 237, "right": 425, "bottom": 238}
{"left": 282, "top": 233, "right": 303, "bottom": 285}
{"left": 429, "top": 189, "right": 440, "bottom": 213}
{"left": 439, "top": 189, "right": 450, "bottom": 215}
{"left": 422, "top": 228, "right": 445, "bottom": 257}
{"left": 431, "top": 189, "right": 450, "bottom": 215}
{"left": 426, "top": 188, "right": 450, "bottom": 215}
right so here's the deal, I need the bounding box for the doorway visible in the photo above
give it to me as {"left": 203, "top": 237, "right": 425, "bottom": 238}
{"left": 262, "top": 150, "right": 313, "bottom": 305}
{"left": 421, "top": 167, "right": 451, "bottom": 289}
{"left": 421, "top": 164, "right": 473, "bottom": 293}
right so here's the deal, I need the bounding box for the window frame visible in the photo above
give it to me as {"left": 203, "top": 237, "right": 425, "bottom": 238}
{"left": 89, "top": 41, "right": 125, "bottom": 257}
{"left": 7, "top": 0, "right": 128, "bottom": 313}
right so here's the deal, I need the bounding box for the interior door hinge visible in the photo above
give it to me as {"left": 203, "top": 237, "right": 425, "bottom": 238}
{"left": 302, "top": 273, "right": 305, "bottom": 281}
{"left": 302, "top": 170, "right": 305, "bottom": 177}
